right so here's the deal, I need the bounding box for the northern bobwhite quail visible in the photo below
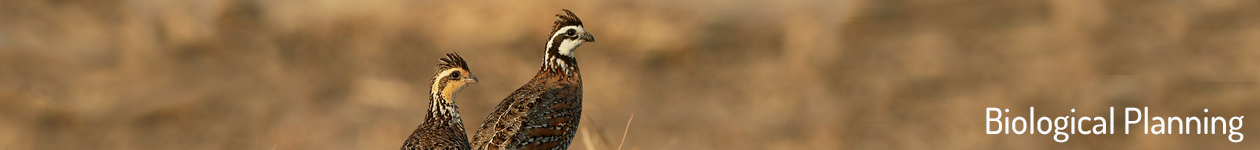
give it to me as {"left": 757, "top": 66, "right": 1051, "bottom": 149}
{"left": 470, "top": 9, "right": 595, "bottom": 150}
{"left": 402, "top": 53, "right": 479, "bottom": 150}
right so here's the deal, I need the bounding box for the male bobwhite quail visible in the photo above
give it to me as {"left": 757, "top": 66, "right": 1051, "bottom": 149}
{"left": 470, "top": 9, "right": 596, "bottom": 150}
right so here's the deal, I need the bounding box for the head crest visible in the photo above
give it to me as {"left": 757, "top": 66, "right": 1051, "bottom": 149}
{"left": 436, "top": 52, "right": 469, "bottom": 72}
{"left": 550, "top": 9, "right": 584, "bottom": 34}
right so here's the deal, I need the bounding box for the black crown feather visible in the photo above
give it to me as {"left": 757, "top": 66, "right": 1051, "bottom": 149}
{"left": 550, "top": 9, "right": 584, "bottom": 34}
{"left": 436, "top": 52, "right": 469, "bottom": 72}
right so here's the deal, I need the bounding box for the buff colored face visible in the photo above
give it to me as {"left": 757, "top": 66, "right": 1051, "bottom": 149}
{"left": 433, "top": 68, "right": 478, "bottom": 100}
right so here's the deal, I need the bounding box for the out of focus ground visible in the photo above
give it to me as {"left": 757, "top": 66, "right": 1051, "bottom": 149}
{"left": 1, "top": 0, "right": 1258, "bottom": 149}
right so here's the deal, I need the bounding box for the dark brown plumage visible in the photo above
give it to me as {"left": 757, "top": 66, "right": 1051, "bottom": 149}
{"left": 402, "top": 53, "right": 479, "bottom": 150}
{"left": 471, "top": 9, "right": 595, "bottom": 150}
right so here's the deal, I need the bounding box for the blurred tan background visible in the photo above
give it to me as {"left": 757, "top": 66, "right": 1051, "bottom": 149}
{"left": 2, "top": 0, "right": 1259, "bottom": 149}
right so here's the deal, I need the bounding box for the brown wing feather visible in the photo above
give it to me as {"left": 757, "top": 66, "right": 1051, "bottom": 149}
{"left": 402, "top": 125, "right": 470, "bottom": 150}
{"left": 470, "top": 83, "right": 542, "bottom": 150}
{"left": 471, "top": 75, "right": 581, "bottom": 150}
{"left": 510, "top": 86, "right": 581, "bottom": 150}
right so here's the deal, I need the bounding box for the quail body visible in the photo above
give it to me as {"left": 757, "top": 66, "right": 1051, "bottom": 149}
{"left": 471, "top": 9, "right": 596, "bottom": 150}
{"left": 402, "top": 53, "right": 479, "bottom": 150}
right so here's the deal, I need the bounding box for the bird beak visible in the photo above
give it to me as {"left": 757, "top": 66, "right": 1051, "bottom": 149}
{"left": 467, "top": 75, "right": 479, "bottom": 84}
{"left": 582, "top": 32, "right": 595, "bottom": 42}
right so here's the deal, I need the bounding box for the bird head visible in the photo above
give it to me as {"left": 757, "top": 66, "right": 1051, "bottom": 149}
{"left": 546, "top": 9, "right": 595, "bottom": 58}
{"left": 433, "top": 52, "right": 477, "bottom": 99}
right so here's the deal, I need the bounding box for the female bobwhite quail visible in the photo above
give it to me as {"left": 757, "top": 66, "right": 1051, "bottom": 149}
{"left": 401, "top": 53, "right": 479, "bottom": 150}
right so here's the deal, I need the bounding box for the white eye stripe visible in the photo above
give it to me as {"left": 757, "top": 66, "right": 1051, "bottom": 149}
{"left": 549, "top": 26, "right": 584, "bottom": 40}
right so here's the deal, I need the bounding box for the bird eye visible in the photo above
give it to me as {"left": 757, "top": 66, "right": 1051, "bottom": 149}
{"left": 450, "top": 72, "right": 461, "bottom": 79}
{"left": 565, "top": 29, "right": 576, "bottom": 36}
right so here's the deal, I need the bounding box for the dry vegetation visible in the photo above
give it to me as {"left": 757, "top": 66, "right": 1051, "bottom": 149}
{"left": 2, "top": 0, "right": 1259, "bottom": 149}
